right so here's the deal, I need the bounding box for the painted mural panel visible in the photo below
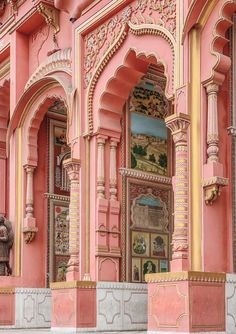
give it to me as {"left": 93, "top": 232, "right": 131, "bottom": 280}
{"left": 129, "top": 85, "right": 168, "bottom": 176}
{"left": 128, "top": 181, "right": 171, "bottom": 282}
{"left": 54, "top": 205, "right": 69, "bottom": 256}
{"left": 53, "top": 203, "right": 70, "bottom": 282}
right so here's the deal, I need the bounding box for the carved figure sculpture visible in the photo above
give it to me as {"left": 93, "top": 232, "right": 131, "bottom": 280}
{"left": 0, "top": 216, "right": 13, "bottom": 276}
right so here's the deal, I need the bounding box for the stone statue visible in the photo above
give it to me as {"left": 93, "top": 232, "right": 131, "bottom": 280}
{"left": 0, "top": 216, "right": 13, "bottom": 276}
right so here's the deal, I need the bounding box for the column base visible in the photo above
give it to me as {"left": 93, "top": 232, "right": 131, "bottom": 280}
{"left": 50, "top": 281, "right": 96, "bottom": 329}
{"left": 146, "top": 271, "right": 225, "bottom": 333}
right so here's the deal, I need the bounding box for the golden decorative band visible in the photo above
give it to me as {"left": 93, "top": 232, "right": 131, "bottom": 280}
{"left": 50, "top": 281, "right": 96, "bottom": 290}
{"left": 145, "top": 271, "right": 226, "bottom": 283}
{"left": 0, "top": 287, "right": 15, "bottom": 294}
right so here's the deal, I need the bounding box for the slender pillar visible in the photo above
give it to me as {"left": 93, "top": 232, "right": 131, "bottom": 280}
{"left": 23, "top": 164, "right": 38, "bottom": 243}
{"left": 0, "top": 148, "right": 6, "bottom": 215}
{"left": 24, "top": 165, "right": 36, "bottom": 219}
{"left": 206, "top": 83, "right": 219, "bottom": 163}
{"left": 109, "top": 138, "right": 118, "bottom": 200}
{"left": 97, "top": 136, "right": 107, "bottom": 198}
{"left": 64, "top": 158, "right": 80, "bottom": 281}
{"left": 165, "top": 112, "right": 190, "bottom": 271}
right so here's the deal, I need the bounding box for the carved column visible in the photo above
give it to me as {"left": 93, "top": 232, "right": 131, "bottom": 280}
{"left": 206, "top": 83, "right": 219, "bottom": 163}
{"left": 165, "top": 113, "right": 190, "bottom": 271}
{"left": 64, "top": 158, "right": 80, "bottom": 281}
{"left": 109, "top": 138, "right": 119, "bottom": 200}
{"left": 202, "top": 82, "right": 228, "bottom": 205}
{"left": 23, "top": 164, "right": 38, "bottom": 243}
{"left": 97, "top": 136, "right": 107, "bottom": 198}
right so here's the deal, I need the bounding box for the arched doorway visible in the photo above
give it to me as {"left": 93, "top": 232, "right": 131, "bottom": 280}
{"left": 122, "top": 63, "right": 173, "bottom": 282}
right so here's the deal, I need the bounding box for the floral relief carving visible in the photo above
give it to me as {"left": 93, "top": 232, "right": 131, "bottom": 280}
{"left": 84, "top": 0, "right": 176, "bottom": 87}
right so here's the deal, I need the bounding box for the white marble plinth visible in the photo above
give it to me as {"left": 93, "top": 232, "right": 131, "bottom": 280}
{"left": 148, "top": 332, "right": 225, "bottom": 334}
{"left": 15, "top": 288, "right": 51, "bottom": 328}
{"left": 226, "top": 273, "right": 236, "bottom": 334}
{"left": 96, "top": 282, "right": 147, "bottom": 332}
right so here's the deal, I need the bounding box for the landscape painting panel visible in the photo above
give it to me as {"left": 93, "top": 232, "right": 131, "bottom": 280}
{"left": 131, "top": 112, "right": 168, "bottom": 175}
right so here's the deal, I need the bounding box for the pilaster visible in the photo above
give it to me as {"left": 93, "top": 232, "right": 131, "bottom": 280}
{"left": 165, "top": 112, "right": 190, "bottom": 271}
{"left": 63, "top": 158, "right": 80, "bottom": 281}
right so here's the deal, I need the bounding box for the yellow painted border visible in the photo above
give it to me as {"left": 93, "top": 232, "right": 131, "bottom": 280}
{"left": 190, "top": 27, "right": 202, "bottom": 271}
{"left": 15, "top": 127, "right": 22, "bottom": 276}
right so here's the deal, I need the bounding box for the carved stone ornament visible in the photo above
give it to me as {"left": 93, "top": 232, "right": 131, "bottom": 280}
{"left": 202, "top": 176, "right": 229, "bottom": 205}
{"left": 23, "top": 226, "right": 38, "bottom": 244}
{"left": 37, "top": 3, "right": 60, "bottom": 34}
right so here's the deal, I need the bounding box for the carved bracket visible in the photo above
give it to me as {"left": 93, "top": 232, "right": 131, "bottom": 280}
{"left": 202, "top": 176, "right": 228, "bottom": 205}
{"left": 37, "top": 3, "right": 60, "bottom": 34}
{"left": 23, "top": 226, "right": 38, "bottom": 244}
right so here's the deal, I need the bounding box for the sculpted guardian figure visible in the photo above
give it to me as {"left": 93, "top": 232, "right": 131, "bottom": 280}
{"left": 0, "top": 216, "right": 13, "bottom": 276}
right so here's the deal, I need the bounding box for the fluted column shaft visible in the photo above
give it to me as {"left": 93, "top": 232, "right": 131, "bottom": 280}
{"left": 109, "top": 138, "right": 119, "bottom": 200}
{"left": 206, "top": 83, "right": 219, "bottom": 163}
{"left": 24, "top": 165, "right": 36, "bottom": 219}
{"left": 97, "top": 136, "right": 107, "bottom": 198}
{"left": 165, "top": 113, "right": 190, "bottom": 271}
{"left": 64, "top": 158, "right": 80, "bottom": 281}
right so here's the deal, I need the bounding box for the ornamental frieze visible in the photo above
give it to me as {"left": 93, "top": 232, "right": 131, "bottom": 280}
{"left": 84, "top": 0, "right": 176, "bottom": 87}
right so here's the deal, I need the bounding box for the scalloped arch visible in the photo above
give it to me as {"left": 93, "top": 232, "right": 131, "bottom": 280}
{"left": 184, "top": 0, "right": 236, "bottom": 84}
{"left": 210, "top": 0, "right": 236, "bottom": 83}
{"left": 87, "top": 23, "right": 175, "bottom": 135}
{"left": 24, "top": 91, "right": 67, "bottom": 166}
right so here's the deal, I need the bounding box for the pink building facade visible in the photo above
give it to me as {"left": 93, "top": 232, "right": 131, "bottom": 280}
{"left": 0, "top": 0, "right": 236, "bottom": 333}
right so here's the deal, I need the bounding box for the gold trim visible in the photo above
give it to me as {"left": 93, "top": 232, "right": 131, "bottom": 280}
{"left": 85, "top": 136, "right": 90, "bottom": 274}
{"left": 0, "top": 57, "right": 10, "bottom": 80}
{"left": 198, "top": 0, "right": 218, "bottom": 28}
{"left": 0, "top": 287, "right": 15, "bottom": 294}
{"left": 146, "top": 271, "right": 226, "bottom": 283}
{"left": 16, "top": 128, "right": 22, "bottom": 276}
{"left": 36, "top": 3, "right": 60, "bottom": 34}
{"left": 190, "top": 27, "right": 202, "bottom": 271}
{"left": 50, "top": 281, "right": 96, "bottom": 289}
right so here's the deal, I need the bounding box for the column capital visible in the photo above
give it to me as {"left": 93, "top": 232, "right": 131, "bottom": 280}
{"left": 165, "top": 113, "right": 190, "bottom": 144}
{"left": 63, "top": 158, "right": 80, "bottom": 181}
{"left": 23, "top": 164, "right": 36, "bottom": 173}
{"left": 97, "top": 135, "right": 108, "bottom": 145}
{"left": 205, "top": 82, "right": 219, "bottom": 95}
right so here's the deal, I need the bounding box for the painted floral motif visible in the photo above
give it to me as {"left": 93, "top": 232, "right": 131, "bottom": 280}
{"left": 54, "top": 206, "right": 69, "bottom": 255}
{"left": 84, "top": 0, "right": 176, "bottom": 87}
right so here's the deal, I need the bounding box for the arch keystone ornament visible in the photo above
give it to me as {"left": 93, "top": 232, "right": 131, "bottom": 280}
{"left": 165, "top": 112, "right": 190, "bottom": 272}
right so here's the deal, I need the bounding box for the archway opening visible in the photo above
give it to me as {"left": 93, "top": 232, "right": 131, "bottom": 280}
{"left": 30, "top": 97, "right": 71, "bottom": 285}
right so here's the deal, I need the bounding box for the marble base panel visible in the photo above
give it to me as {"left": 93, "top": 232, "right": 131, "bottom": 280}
{"left": 148, "top": 332, "right": 226, "bottom": 334}
{"left": 96, "top": 282, "right": 147, "bottom": 331}
{"left": 226, "top": 273, "right": 236, "bottom": 334}
{"left": 0, "top": 288, "right": 51, "bottom": 328}
{"left": 146, "top": 271, "right": 225, "bottom": 333}
{"left": 15, "top": 288, "right": 51, "bottom": 328}
{"left": 51, "top": 281, "right": 147, "bottom": 332}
